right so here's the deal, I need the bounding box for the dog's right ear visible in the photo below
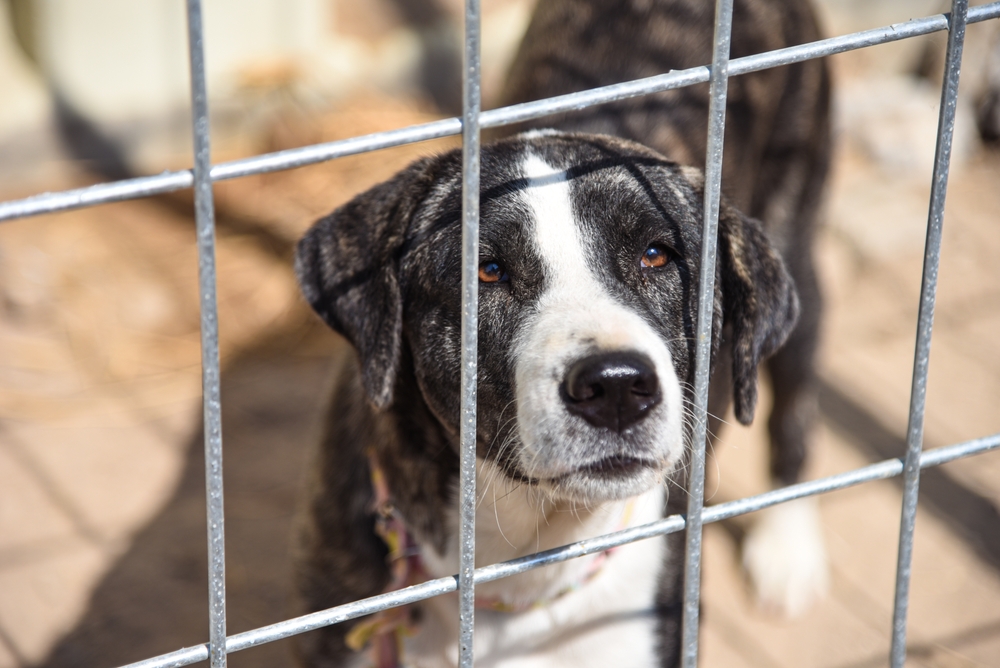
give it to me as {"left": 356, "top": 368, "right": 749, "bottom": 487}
{"left": 295, "top": 155, "right": 441, "bottom": 410}
{"left": 717, "top": 202, "right": 800, "bottom": 426}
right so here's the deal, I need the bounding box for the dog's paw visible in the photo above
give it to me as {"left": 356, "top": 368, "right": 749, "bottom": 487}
{"left": 742, "top": 497, "right": 829, "bottom": 618}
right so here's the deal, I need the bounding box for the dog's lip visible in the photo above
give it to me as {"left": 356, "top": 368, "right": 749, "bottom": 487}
{"left": 579, "top": 455, "right": 656, "bottom": 476}
{"left": 537, "top": 455, "right": 659, "bottom": 482}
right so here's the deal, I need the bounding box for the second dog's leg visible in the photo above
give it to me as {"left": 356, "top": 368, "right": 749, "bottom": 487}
{"left": 743, "top": 259, "right": 829, "bottom": 618}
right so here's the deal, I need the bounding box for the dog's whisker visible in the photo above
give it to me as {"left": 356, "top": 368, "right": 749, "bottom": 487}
{"left": 492, "top": 483, "right": 517, "bottom": 550}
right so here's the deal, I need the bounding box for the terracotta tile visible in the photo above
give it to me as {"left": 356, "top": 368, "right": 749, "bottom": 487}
{"left": 3, "top": 405, "right": 188, "bottom": 544}
{"left": 0, "top": 538, "right": 110, "bottom": 665}
{"left": 0, "top": 628, "right": 23, "bottom": 668}
{"left": 0, "top": 444, "right": 77, "bottom": 554}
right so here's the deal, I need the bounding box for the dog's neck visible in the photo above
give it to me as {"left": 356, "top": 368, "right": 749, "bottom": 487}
{"left": 415, "top": 459, "right": 664, "bottom": 611}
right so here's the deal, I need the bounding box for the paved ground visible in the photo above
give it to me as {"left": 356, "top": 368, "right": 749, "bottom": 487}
{"left": 2, "top": 11, "right": 1000, "bottom": 668}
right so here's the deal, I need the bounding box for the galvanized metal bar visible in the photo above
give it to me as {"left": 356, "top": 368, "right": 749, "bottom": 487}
{"left": 118, "top": 432, "right": 1000, "bottom": 668}
{"left": 4, "top": 4, "right": 1000, "bottom": 224}
{"left": 458, "top": 0, "right": 481, "bottom": 665}
{"left": 889, "top": 1, "right": 968, "bottom": 665}
{"left": 184, "top": 2, "right": 227, "bottom": 668}
{"left": 681, "top": 1, "right": 733, "bottom": 665}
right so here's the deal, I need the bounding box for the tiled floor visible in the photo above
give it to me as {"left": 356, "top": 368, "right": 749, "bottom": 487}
{"left": 0, "top": 173, "right": 302, "bottom": 665}
{"left": 695, "top": 102, "right": 1000, "bottom": 664}
{"left": 2, "top": 59, "right": 1000, "bottom": 668}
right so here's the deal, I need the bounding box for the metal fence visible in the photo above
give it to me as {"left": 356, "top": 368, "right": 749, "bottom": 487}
{"left": 2, "top": 0, "right": 1000, "bottom": 667}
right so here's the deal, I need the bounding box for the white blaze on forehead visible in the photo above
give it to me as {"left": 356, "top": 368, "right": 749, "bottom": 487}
{"left": 519, "top": 152, "right": 635, "bottom": 350}
{"left": 512, "top": 151, "right": 685, "bottom": 484}
{"left": 521, "top": 153, "right": 601, "bottom": 296}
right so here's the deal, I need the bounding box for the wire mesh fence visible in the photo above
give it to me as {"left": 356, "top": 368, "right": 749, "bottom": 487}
{"left": 2, "top": 1, "right": 1000, "bottom": 667}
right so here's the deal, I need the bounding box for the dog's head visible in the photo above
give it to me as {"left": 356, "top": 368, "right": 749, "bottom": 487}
{"left": 296, "top": 131, "right": 798, "bottom": 503}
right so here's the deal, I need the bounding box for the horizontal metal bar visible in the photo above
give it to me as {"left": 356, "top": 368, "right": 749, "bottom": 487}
{"left": 122, "top": 577, "right": 460, "bottom": 668}
{"left": 118, "top": 432, "right": 1000, "bottom": 668}
{"left": 0, "top": 121, "right": 461, "bottom": 222}
{"left": 3, "top": 3, "right": 999, "bottom": 224}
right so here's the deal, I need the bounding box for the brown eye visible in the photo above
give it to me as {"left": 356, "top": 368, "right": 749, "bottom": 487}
{"left": 478, "top": 261, "right": 509, "bottom": 283}
{"left": 641, "top": 244, "right": 670, "bottom": 269}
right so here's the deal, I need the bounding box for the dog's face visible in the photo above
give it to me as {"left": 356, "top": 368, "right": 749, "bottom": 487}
{"left": 297, "top": 131, "right": 798, "bottom": 504}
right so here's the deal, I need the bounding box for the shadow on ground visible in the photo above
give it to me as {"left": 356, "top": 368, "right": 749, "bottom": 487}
{"left": 37, "top": 315, "right": 341, "bottom": 668}
{"left": 818, "top": 381, "right": 1000, "bottom": 572}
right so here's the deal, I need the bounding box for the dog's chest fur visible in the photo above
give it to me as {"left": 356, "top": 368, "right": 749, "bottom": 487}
{"left": 405, "top": 469, "right": 666, "bottom": 668}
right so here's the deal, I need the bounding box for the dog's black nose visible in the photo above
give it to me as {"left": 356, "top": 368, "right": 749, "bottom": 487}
{"left": 562, "top": 352, "right": 662, "bottom": 432}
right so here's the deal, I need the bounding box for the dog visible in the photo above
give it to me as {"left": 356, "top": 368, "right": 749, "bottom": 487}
{"left": 292, "top": 0, "right": 831, "bottom": 666}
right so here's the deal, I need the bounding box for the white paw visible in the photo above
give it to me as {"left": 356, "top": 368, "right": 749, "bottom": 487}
{"left": 742, "top": 497, "right": 829, "bottom": 618}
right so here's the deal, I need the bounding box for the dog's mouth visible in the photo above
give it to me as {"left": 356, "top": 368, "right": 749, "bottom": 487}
{"left": 540, "top": 454, "right": 660, "bottom": 483}
{"left": 580, "top": 454, "right": 654, "bottom": 477}
{"left": 526, "top": 453, "right": 664, "bottom": 503}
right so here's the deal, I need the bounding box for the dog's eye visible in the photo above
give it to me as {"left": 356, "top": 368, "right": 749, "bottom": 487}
{"left": 479, "top": 261, "right": 509, "bottom": 283}
{"left": 641, "top": 244, "right": 671, "bottom": 269}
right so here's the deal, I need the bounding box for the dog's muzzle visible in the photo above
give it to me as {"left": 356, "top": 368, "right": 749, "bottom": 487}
{"left": 561, "top": 351, "right": 662, "bottom": 433}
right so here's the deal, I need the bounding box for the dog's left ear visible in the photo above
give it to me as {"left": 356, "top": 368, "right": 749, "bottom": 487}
{"left": 717, "top": 204, "right": 800, "bottom": 425}
{"left": 295, "top": 155, "right": 443, "bottom": 409}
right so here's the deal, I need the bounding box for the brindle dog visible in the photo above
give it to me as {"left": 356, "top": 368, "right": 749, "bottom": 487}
{"left": 293, "top": 1, "right": 831, "bottom": 666}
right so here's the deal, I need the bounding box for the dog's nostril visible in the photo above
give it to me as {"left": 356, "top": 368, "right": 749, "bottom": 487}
{"left": 562, "top": 352, "right": 662, "bottom": 432}
{"left": 631, "top": 375, "right": 656, "bottom": 396}
{"left": 569, "top": 382, "right": 602, "bottom": 402}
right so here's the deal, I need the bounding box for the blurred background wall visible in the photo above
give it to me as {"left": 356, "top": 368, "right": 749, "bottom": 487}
{"left": 0, "top": 0, "right": 537, "bottom": 181}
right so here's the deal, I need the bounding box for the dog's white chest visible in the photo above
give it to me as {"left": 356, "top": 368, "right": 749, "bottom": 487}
{"left": 403, "top": 484, "right": 666, "bottom": 668}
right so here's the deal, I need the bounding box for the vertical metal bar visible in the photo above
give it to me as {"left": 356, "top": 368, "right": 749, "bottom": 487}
{"left": 681, "top": 1, "right": 734, "bottom": 666}
{"left": 889, "top": 1, "right": 967, "bottom": 666}
{"left": 458, "top": 0, "right": 481, "bottom": 666}
{"left": 185, "top": 2, "right": 227, "bottom": 667}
